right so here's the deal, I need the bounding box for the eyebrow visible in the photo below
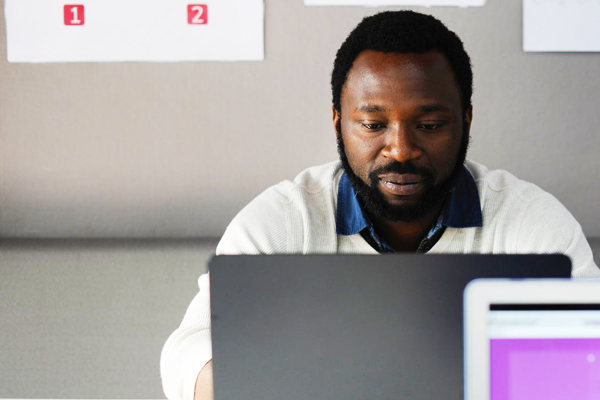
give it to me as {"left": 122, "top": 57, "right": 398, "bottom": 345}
{"left": 354, "top": 103, "right": 452, "bottom": 113}
{"left": 355, "top": 104, "right": 386, "bottom": 113}
{"left": 419, "top": 103, "right": 451, "bottom": 113}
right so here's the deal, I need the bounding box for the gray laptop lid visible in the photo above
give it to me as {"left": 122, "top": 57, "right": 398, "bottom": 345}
{"left": 209, "top": 254, "right": 571, "bottom": 400}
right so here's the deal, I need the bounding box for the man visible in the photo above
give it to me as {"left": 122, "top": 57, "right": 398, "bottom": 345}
{"left": 161, "top": 10, "right": 600, "bottom": 400}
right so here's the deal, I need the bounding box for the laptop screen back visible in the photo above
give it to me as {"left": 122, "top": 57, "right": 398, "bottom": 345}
{"left": 211, "top": 254, "right": 571, "bottom": 400}
{"left": 489, "top": 304, "right": 600, "bottom": 400}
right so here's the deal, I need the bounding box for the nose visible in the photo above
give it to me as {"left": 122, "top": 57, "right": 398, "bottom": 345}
{"left": 381, "top": 124, "right": 423, "bottom": 163}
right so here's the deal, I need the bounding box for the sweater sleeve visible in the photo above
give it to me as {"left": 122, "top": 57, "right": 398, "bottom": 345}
{"left": 160, "top": 187, "right": 293, "bottom": 400}
{"left": 216, "top": 185, "right": 291, "bottom": 255}
{"left": 160, "top": 273, "right": 212, "bottom": 400}
{"left": 515, "top": 192, "right": 600, "bottom": 278}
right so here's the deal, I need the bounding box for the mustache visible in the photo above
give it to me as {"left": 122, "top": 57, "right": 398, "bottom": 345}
{"left": 368, "top": 161, "right": 435, "bottom": 182}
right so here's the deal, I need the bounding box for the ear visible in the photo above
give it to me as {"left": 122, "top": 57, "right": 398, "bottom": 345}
{"left": 464, "top": 106, "right": 473, "bottom": 135}
{"left": 332, "top": 106, "right": 341, "bottom": 138}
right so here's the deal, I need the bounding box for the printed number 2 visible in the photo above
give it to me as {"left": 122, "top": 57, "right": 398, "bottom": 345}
{"left": 188, "top": 5, "right": 208, "bottom": 25}
{"left": 64, "top": 5, "right": 84, "bottom": 25}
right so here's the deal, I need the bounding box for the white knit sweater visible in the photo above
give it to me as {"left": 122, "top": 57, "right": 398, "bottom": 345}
{"left": 160, "top": 160, "right": 600, "bottom": 400}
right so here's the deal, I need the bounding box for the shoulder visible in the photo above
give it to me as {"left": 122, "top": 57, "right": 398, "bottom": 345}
{"left": 216, "top": 161, "right": 343, "bottom": 255}
{"left": 465, "top": 160, "right": 573, "bottom": 220}
{"left": 466, "top": 159, "right": 574, "bottom": 228}
{"left": 464, "top": 160, "right": 599, "bottom": 277}
{"left": 260, "top": 160, "right": 343, "bottom": 208}
{"left": 465, "top": 160, "right": 581, "bottom": 228}
{"left": 289, "top": 161, "right": 344, "bottom": 194}
{"left": 466, "top": 160, "right": 550, "bottom": 203}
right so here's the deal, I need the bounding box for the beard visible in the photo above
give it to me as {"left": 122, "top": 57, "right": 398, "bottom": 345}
{"left": 336, "top": 119, "right": 470, "bottom": 223}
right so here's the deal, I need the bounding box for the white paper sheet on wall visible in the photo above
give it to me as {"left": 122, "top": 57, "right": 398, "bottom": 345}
{"left": 304, "top": 0, "right": 486, "bottom": 6}
{"left": 5, "top": 0, "right": 264, "bottom": 62}
{"left": 523, "top": 0, "right": 600, "bottom": 52}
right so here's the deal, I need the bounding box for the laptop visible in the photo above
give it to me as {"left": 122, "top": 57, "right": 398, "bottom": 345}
{"left": 209, "top": 254, "right": 571, "bottom": 400}
{"left": 464, "top": 279, "right": 600, "bottom": 400}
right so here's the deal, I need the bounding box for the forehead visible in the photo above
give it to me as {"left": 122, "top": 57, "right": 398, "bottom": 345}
{"left": 341, "top": 50, "right": 462, "bottom": 113}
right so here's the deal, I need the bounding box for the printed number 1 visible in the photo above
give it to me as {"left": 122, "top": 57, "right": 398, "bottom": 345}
{"left": 64, "top": 5, "right": 85, "bottom": 25}
{"left": 188, "top": 5, "right": 208, "bottom": 25}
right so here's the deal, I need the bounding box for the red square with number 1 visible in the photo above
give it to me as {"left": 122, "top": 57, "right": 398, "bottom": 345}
{"left": 188, "top": 5, "right": 208, "bottom": 25}
{"left": 64, "top": 5, "right": 84, "bottom": 25}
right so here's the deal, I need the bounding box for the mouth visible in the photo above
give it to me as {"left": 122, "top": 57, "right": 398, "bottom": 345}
{"left": 378, "top": 173, "right": 425, "bottom": 196}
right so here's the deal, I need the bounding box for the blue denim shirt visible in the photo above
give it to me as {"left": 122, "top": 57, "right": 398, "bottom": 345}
{"left": 335, "top": 166, "right": 483, "bottom": 253}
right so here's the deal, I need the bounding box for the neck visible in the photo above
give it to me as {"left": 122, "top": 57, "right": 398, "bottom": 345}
{"left": 369, "top": 206, "right": 443, "bottom": 252}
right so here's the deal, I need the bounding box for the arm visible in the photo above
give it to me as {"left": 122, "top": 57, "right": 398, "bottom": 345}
{"left": 162, "top": 188, "right": 291, "bottom": 400}
{"left": 194, "top": 361, "right": 213, "bottom": 400}
{"left": 515, "top": 193, "right": 600, "bottom": 278}
{"left": 161, "top": 274, "right": 213, "bottom": 400}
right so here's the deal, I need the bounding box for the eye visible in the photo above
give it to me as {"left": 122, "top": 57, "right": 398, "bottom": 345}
{"left": 417, "top": 123, "right": 445, "bottom": 131}
{"left": 361, "top": 123, "right": 385, "bottom": 131}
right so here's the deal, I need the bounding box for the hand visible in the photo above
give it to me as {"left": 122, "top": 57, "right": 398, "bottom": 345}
{"left": 194, "top": 360, "right": 214, "bottom": 400}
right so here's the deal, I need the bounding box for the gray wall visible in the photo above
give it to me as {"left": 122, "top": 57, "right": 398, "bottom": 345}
{"left": 1, "top": 0, "right": 599, "bottom": 238}
{"left": 0, "top": 239, "right": 217, "bottom": 399}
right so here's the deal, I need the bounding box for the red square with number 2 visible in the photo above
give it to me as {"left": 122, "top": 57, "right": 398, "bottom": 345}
{"left": 188, "top": 5, "right": 208, "bottom": 25}
{"left": 64, "top": 5, "right": 84, "bottom": 25}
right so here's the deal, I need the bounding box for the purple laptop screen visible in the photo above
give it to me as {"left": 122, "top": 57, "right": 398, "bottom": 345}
{"left": 489, "top": 305, "right": 600, "bottom": 400}
{"left": 491, "top": 338, "right": 600, "bottom": 400}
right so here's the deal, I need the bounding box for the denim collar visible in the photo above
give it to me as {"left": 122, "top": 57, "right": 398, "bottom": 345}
{"left": 335, "top": 165, "right": 483, "bottom": 240}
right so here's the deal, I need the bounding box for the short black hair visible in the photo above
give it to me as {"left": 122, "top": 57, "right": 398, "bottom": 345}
{"left": 331, "top": 10, "right": 473, "bottom": 114}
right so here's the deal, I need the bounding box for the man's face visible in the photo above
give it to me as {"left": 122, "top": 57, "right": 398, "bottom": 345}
{"left": 334, "top": 50, "right": 472, "bottom": 222}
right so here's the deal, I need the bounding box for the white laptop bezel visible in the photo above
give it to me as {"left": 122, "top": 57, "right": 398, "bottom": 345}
{"left": 464, "top": 278, "right": 600, "bottom": 400}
